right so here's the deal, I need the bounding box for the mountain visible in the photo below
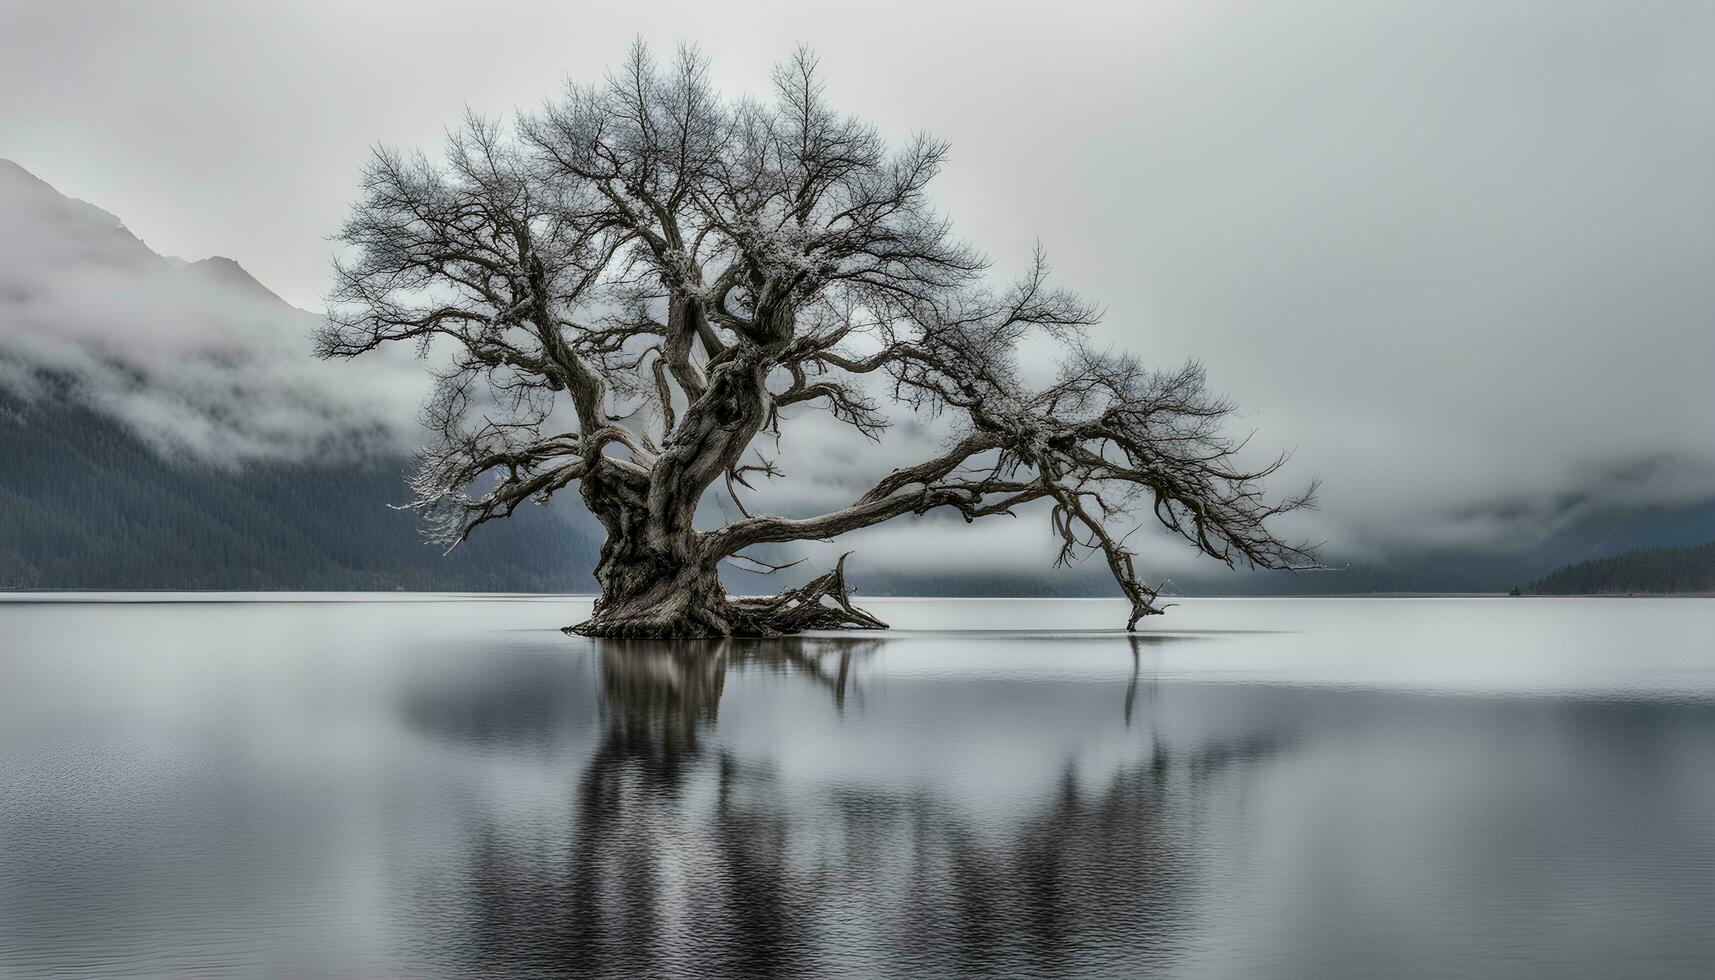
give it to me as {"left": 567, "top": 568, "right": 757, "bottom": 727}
{"left": 0, "top": 158, "right": 603, "bottom": 593}
{"left": 182, "top": 255, "right": 289, "bottom": 304}
{"left": 1530, "top": 540, "right": 1715, "bottom": 596}
{"left": 0, "top": 156, "right": 428, "bottom": 463}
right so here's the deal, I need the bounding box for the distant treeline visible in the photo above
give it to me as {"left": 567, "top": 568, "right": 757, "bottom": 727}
{"left": 1531, "top": 540, "right": 1715, "bottom": 595}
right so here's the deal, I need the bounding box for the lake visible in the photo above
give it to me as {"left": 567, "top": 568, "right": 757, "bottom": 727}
{"left": 2, "top": 595, "right": 1713, "bottom": 978}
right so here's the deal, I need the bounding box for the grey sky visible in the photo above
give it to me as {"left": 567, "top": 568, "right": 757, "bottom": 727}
{"left": 2, "top": 0, "right": 1711, "bottom": 561}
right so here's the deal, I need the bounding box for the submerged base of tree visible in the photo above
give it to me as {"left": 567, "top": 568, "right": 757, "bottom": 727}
{"left": 564, "top": 558, "right": 889, "bottom": 639}
{"left": 562, "top": 555, "right": 1182, "bottom": 639}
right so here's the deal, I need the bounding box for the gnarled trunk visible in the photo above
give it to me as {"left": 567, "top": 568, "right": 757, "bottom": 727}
{"left": 569, "top": 553, "right": 889, "bottom": 638}
{"left": 567, "top": 351, "right": 891, "bottom": 638}
{"left": 567, "top": 505, "right": 888, "bottom": 638}
{"left": 575, "top": 525, "right": 733, "bottom": 637}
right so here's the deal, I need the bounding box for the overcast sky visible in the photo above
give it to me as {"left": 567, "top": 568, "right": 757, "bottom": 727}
{"left": 1, "top": 0, "right": 1712, "bottom": 562}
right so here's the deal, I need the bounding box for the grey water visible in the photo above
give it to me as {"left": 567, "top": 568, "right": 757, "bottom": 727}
{"left": 2, "top": 596, "right": 1713, "bottom": 979}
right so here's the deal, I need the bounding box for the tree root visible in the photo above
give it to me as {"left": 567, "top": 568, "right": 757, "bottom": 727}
{"left": 725, "top": 554, "right": 887, "bottom": 635}
{"left": 565, "top": 555, "right": 887, "bottom": 639}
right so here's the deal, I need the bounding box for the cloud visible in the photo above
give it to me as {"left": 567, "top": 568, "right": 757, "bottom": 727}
{"left": 1056, "top": 0, "right": 1715, "bottom": 554}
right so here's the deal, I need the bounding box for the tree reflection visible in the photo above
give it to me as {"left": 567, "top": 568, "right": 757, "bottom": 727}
{"left": 439, "top": 635, "right": 1282, "bottom": 978}
{"left": 598, "top": 635, "right": 875, "bottom": 743}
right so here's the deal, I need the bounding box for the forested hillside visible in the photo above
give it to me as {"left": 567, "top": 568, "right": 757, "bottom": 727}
{"left": 0, "top": 381, "right": 602, "bottom": 592}
{"left": 1531, "top": 541, "right": 1715, "bottom": 595}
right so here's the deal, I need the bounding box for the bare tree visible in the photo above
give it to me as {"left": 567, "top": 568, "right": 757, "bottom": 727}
{"left": 319, "top": 42, "right": 1318, "bottom": 637}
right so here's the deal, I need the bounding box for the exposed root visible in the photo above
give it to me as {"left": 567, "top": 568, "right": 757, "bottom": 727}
{"left": 565, "top": 555, "right": 887, "bottom": 639}
{"left": 726, "top": 554, "right": 887, "bottom": 635}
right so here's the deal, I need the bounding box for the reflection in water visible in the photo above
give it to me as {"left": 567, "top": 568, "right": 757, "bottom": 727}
{"left": 565, "top": 638, "right": 877, "bottom": 978}
{"left": 599, "top": 635, "right": 876, "bottom": 740}
{"left": 441, "top": 635, "right": 1280, "bottom": 979}
{"left": 8, "top": 599, "right": 1715, "bottom": 978}
{"left": 1124, "top": 634, "right": 1185, "bottom": 728}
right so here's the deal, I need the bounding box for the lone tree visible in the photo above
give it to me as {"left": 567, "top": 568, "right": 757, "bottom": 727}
{"left": 319, "top": 43, "right": 1318, "bottom": 637}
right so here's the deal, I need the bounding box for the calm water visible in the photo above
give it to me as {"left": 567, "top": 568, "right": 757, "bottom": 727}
{"left": 2, "top": 596, "right": 1713, "bottom": 978}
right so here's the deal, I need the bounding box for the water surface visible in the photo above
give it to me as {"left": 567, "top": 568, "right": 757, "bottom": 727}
{"left": 2, "top": 596, "right": 1713, "bottom": 978}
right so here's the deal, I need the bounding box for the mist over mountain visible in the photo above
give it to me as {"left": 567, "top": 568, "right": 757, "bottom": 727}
{"left": 1, "top": 156, "right": 1712, "bottom": 596}
{"left": 0, "top": 158, "right": 425, "bottom": 462}
{"left": 0, "top": 159, "right": 599, "bottom": 592}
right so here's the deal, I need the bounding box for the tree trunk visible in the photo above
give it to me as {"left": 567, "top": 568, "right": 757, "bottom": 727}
{"left": 569, "top": 469, "right": 727, "bottom": 637}
{"left": 566, "top": 340, "right": 890, "bottom": 639}
{"left": 567, "top": 503, "right": 888, "bottom": 638}
{"left": 577, "top": 531, "right": 735, "bottom": 637}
